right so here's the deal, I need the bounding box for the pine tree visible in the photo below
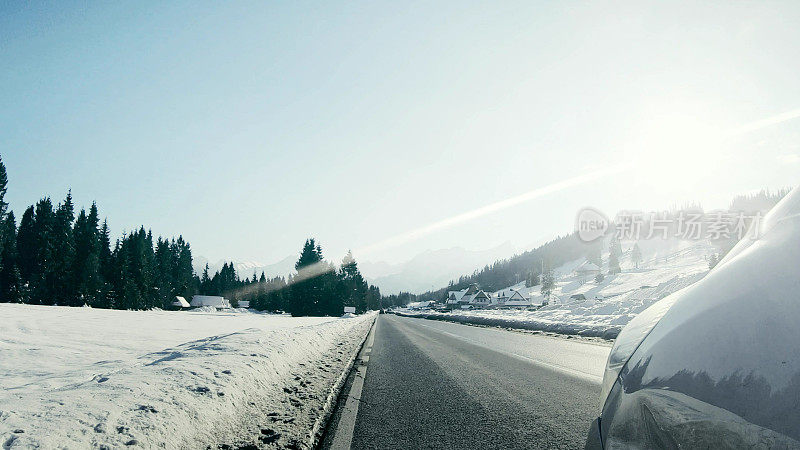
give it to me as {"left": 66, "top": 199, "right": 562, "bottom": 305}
{"left": 0, "top": 156, "right": 7, "bottom": 218}
{"left": 97, "top": 219, "right": 113, "bottom": 308}
{"left": 595, "top": 272, "right": 605, "bottom": 283}
{"left": 200, "top": 263, "right": 211, "bottom": 293}
{"left": 0, "top": 212, "right": 22, "bottom": 302}
{"left": 109, "top": 238, "right": 126, "bottom": 309}
{"left": 631, "top": 242, "right": 643, "bottom": 269}
{"left": 172, "top": 236, "right": 196, "bottom": 299}
{"left": 290, "top": 238, "right": 325, "bottom": 316}
{"left": 608, "top": 251, "right": 620, "bottom": 275}
{"left": 318, "top": 260, "right": 340, "bottom": 315}
{"left": 154, "top": 237, "right": 174, "bottom": 308}
{"left": 72, "top": 204, "right": 101, "bottom": 306}
{"left": 31, "top": 198, "right": 57, "bottom": 305}
{"left": 112, "top": 228, "right": 157, "bottom": 309}
{"left": 608, "top": 236, "right": 622, "bottom": 274}
{"left": 366, "top": 285, "right": 382, "bottom": 310}
{"left": 0, "top": 156, "right": 8, "bottom": 270}
{"left": 540, "top": 265, "right": 555, "bottom": 304}
{"left": 52, "top": 192, "right": 76, "bottom": 305}
{"left": 340, "top": 250, "right": 366, "bottom": 314}
{"left": 525, "top": 270, "right": 540, "bottom": 287}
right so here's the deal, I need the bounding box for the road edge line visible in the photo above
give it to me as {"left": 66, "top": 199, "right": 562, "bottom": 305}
{"left": 307, "top": 313, "right": 377, "bottom": 449}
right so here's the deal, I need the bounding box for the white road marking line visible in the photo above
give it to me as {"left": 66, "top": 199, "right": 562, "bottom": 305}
{"left": 328, "top": 318, "right": 377, "bottom": 450}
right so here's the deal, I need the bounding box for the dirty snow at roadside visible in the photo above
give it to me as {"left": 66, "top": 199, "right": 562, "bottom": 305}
{"left": 0, "top": 304, "right": 374, "bottom": 449}
{"left": 399, "top": 240, "right": 713, "bottom": 339}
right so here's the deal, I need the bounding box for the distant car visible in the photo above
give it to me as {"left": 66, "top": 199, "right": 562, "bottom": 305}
{"left": 379, "top": 309, "right": 385, "bottom": 314}
{"left": 586, "top": 189, "right": 800, "bottom": 449}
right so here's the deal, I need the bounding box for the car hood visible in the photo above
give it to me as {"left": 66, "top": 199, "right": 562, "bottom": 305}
{"left": 610, "top": 186, "right": 800, "bottom": 443}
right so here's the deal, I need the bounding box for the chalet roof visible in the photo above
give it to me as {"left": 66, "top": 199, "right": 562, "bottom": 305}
{"left": 469, "top": 290, "right": 491, "bottom": 303}
{"left": 172, "top": 296, "right": 190, "bottom": 308}
{"left": 447, "top": 289, "right": 469, "bottom": 304}
{"left": 575, "top": 260, "right": 601, "bottom": 273}
{"left": 508, "top": 290, "right": 527, "bottom": 300}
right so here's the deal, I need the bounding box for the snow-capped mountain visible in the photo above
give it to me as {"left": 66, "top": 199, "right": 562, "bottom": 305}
{"left": 195, "top": 243, "right": 520, "bottom": 294}
{"left": 193, "top": 255, "right": 297, "bottom": 280}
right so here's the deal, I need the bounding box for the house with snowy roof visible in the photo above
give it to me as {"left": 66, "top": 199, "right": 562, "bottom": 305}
{"left": 447, "top": 284, "right": 480, "bottom": 308}
{"left": 446, "top": 289, "right": 468, "bottom": 305}
{"left": 468, "top": 290, "right": 492, "bottom": 308}
{"left": 574, "top": 260, "right": 601, "bottom": 281}
{"left": 493, "top": 289, "right": 532, "bottom": 308}
{"left": 504, "top": 290, "right": 532, "bottom": 308}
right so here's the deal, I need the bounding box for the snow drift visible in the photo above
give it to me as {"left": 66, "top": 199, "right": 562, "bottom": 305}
{"left": 0, "top": 305, "right": 374, "bottom": 449}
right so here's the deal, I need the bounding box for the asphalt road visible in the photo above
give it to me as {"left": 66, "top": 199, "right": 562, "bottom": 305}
{"left": 322, "top": 314, "right": 611, "bottom": 450}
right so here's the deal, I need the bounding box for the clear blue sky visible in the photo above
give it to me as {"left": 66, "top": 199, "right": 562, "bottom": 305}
{"left": 2, "top": 1, "right": 799, "bottom": 269}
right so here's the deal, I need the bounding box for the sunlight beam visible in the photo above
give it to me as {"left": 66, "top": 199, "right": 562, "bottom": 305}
{"left": 725, "top": 107, "right": 800, "bottom": 138}
{"left": 356, "top": 163, "right": 632, "bottom": 257}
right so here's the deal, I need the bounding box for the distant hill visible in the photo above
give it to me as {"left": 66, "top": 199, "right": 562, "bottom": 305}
{"left": 416, "top": 188, "right": 792, "bottom": 302}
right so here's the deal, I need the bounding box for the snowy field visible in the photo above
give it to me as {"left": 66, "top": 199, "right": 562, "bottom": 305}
{"left": 0, "top": 305, "right": 374, "bottom": 449}
{"left": 399, "top": 240, "right": 713, "bottom": 339}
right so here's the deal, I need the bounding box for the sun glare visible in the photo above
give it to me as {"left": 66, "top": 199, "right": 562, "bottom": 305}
{"left": 634, "top": 111, "right": 726, "bottom": 182}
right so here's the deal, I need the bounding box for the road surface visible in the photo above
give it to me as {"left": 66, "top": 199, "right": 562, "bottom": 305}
{"left": 322, "top": 314, "right": 611, "bottom": 449}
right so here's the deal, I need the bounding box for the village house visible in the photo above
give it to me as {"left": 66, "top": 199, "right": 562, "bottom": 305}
{"left": 574, "top": 260, "right": 601, "bottom": 282}
{"left": 492, "top": 289, "right": 533, "bottom": 308}
{"left": 446, "top": 289, "right": 467, "bottom": 307}
{"left": 468, "top": 290, "right": 492, "bottom": 308}
{"left": 504, "top": 290, "right": 533, "bottom": 308}
{"left": 447, "top": 284, "right": 480, "bottom": 309}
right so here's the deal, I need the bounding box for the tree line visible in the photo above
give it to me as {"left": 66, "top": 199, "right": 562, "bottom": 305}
{"left": 199, "top": 240, "right": 384, "bottom": 315}
{"left": 0, "top": 156, "right": 386, "bottom": 315}
{"left": 0, "top": 157, "right": 198, "bottom": 308}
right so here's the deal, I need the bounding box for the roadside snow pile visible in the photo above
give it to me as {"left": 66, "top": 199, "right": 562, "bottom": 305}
{"left": 400, "top": 240, "right": 713, "bottom": 339}
{"left": 0, "top": 304, "right": 374, "bottom": 449}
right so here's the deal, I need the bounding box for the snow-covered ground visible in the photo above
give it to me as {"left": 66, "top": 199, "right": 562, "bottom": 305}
{"left": 399, "top": 239, "right": 714, "bottom": 339}
{"left": 0, "top": 305, "right": 374, "bottom": 449}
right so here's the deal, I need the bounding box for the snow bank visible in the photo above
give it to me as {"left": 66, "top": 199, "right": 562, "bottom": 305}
{"left": 0, "top": 304, "right": 374, "bottom": 449}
